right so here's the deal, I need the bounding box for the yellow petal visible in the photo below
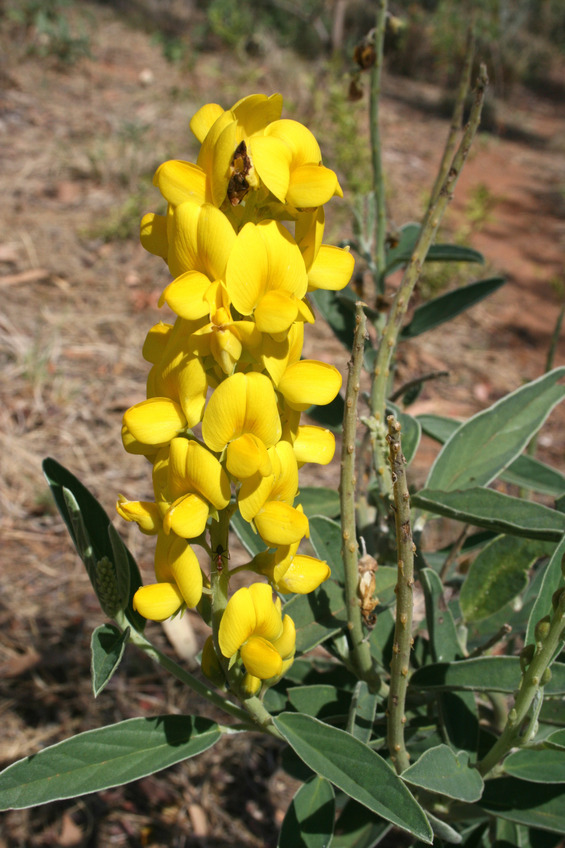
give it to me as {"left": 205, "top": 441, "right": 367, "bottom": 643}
{"left": 255, "top": 501, "right": 309, "bottom": 546}
{"left": 241, "top": 673, "right": 262, "bottom": 697}
{"left": 140, "top": 213, "right": 168, "bottom": 259}
{"left": 219, "top": 586, "right": 257, "bottom": 658}
{"left": 265, "top": 119, "right": 321, "bottom": 166}
{"left": 154, "top": 159, "right": 208, "bottom": 207}
{"left": 133, "top": 582, "right": 183, "bottom": 621}
{"left": 168, "top": 536, "right": 203, "bottom": 608}
{"left": 270, "top": 440, "right": 299, "bottom": 504}
{"left": 116, "top": 497, "right": 161, "bottom": 535}
{"left": 123, "top": 398, "right": 187, "bottom": 446}
{"left": 226, "top": 433, "right": 272, "bottom": 480}
{"left": 202, "top": 372, "right": 281, "bottom": 453}
{"left": 176, "top": 356, "right": 208, "bottom": 427}
{"left": 248, "top": 135, "right": 291, "bottom": 202}
{"left": 190, "top": 102, "right": 225, "bottom": 143}
{"left": 184, "top": 439, "right": 231, "bottom": 509}
{"left": 271, "top": 615, "right": 296, "bottom": 659}
{"left": 308, "top": 244, "right": 354, "bottom": 291}
{"left": 169, "top": 201, "right": 236, "bottom": 281}
{"left": 274, "top": 555, "right": 331, "bottom": 594}
{"left": 231, "top": 93, "right": 283, "bottom": 134}
{"left": 121, "top": 423, "right": 159, "bottom": 458}
{"left": 162, "top": 270, "right": 213, "bottom": 320}
{"left": 142, "top": 322, "right": 173, "bottom": 364}
{"left": 238, "top": 471, "right": 275, "bottom": 522}
{"left": 296, "top": 207, "right": 325, "bottom": 271}
{"left": 241, "top": 636, "right": 283, "bottom": 680}
{"left": 292, "top": 425, "right": 336, "bottom": 466}
{"left": 278, "top": 360, "right": 342, "bottom": 411}
{"left": 163, "top": 492, "right": 209, "bottom": 538}
{"left": 254, "top": 290, "right": 298, "bottom": 334}
{"left": 249, "top": 582, "right": 283, "bottom": 642}
{"left": 286, "top": 164, "right": 340, "bottom": 208}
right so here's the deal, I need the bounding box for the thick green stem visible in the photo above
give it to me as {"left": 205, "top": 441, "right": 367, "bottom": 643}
{"left": 371, "top": 65, "right": 488, "bottom": 431}
{"left": 477, "top": 590, "right": 565, "bottom": 777}
{"left": 341, "top": 303, "right": 382, "bottom": 693}
{"left": 385, "top": 415, "right": 415, "bottom": 773}
{"left": 370, "top": 0, "right": 388, "bottom": 291}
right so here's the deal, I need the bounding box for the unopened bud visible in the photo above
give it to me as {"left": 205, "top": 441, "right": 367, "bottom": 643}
{"left": 519, "top": 643, "right": 535, "bottom": 672}
{"left": 95, "top": 557, "right": 124, "bottom": 618}
{"left": 534, "top": 615, "right": 551, "bottom": 644}
{"left": 540, "top": 667, "right": 552, "bottom": 686}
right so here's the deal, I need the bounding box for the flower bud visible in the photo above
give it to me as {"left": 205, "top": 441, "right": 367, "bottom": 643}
{"left": 540, "top": 667, "right": 552, "bottom": 686}
{"left": 519, "top": 643, "right": 535, "bottom": 673}
{"left": 534, "top": 615, "right": 551, "bottom": 645}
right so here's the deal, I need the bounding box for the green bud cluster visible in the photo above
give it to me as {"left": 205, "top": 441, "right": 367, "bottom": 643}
{"left": 95, "top": 557, "right": 124, "bottom": 618}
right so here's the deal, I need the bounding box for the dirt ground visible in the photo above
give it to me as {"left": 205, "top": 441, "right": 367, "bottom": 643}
{"left": 0, "top": 3, "right": 564, "bottom": 846}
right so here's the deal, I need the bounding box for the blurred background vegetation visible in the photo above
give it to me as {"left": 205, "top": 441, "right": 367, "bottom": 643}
{"left": 3, "top": 0, "right": 565, "bottom": 99}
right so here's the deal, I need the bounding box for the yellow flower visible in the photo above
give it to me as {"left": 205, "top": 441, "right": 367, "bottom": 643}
{"left": 133, "top": 531, "right": 204, "bottom": 620}
{"left": 116, "top": 496, "right": 161, "bottom": 535}
{"left": 292, "top": 425, "right": 336, "bottom": 466}
{"left": 218, "top": 583, "right": 295, "bottom": 682}
{"left": 278, "top": 360, "right": 342, "bottom": 411}
{"left": 256, "top": 542, "right": 331, "bottom": 594}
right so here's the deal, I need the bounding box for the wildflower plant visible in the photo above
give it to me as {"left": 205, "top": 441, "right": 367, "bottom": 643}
{"left": 2, "top": 7, "right": 565, "bottom": 847}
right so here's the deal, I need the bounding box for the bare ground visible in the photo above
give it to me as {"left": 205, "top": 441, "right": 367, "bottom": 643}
{"left": 0, "top": 3, "right": 564, "bottom": 846}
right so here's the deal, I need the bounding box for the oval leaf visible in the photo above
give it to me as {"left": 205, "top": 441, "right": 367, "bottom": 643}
{"left": 479, "top": 777, "right": 565, "bottom": 835}
{"left": 426, "top": 368, "right": 565, "bottom": 492}
{"left": 526, "top": 535, "right": 565, "bottom": 645}
{"left": 284, "top": 580, "right": 347, "bottom": 654}
{"left": 0, "top": 715, "right": 221, "bottom": 810}
{"left": 460, "top": 535, "right": 542, "bottom": 623}
{"left": 401, "top": 277, "right": 505, "bottom": 340}
{"left": 309, "top": 516, "right": 344, "bottom": 584}
{"left": 288, "top": 685, "right": 351, "bottom": 722}
{"left": 402, "top": 746, "right": 484, "bottom": 802}
{"left": 412, "top": 487, "right": 565, "bottom": 542}
{"left": 503, "top": 748, "right": 565, "bottom": 784}
{"left": 274, "top": 713, "right": 433, "bottom": 843}
{"left": 411, "top": 658, "right": 565, "bottom": 695}
{"left": 279, "top": 775, "right": 335, "bottom": 848}
{"left": 299, "top": 487, "right": 340, "bottom": 519}
{"left": 91, "top": 623, "right": 129, "bottom": 697}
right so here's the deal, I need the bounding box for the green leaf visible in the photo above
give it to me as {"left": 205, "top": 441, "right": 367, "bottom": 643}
{"left": 382, "top": 222, "right": 484, "bottom": 279}
{"left": 412, "top": 487, "right": 565, "bottom": 542}
{"left": 402, "top": 746, "right": 484, "bottom": 802}
{"left": 526, "top": 536, "right": 565, "bottom": 645}
{"left": 90, "top": 623, "right": 129, "bottom": 697}
{"left": 299, "top": 487, "right": 340, "bottom": 519}
{"left": 426, "top": 368, "right": 565, "bottom": 492}
{"left": 285, "top": 580, "right": 347, "bottom": 654}
{"left": 410, "top": 658, "right": 565, "bottom": 695}
{"left": 274, "top": 713, "right": 433, "bottom": 843}
{"left": 503, "top": 748, "right": 565, "bottom": 783}
{"left": 401, "top": 277, "right": 505, "bottom": 339}
{"left": 541, "top": 700, "right": 565, "bottom": 728}
{"left": 230, "top": 511, "right": 267, "bottom": 557}
{"left": 309, "top": 516, "right": 344, "bottom": 583}
{"left": 420, "top": 568, "right": 463, "bottom": 662}
{"left": 369, "top": 607, "right": 395, "bottom": 668}
{"left": 460, "top": 535, "right": 542, "bottom": 623}
{"left": 546, "top": 729, "right": 565, "bottom": 749}
{"left": 479, "top": 778, "right": 565, "bottom": 835}
{"left": 42, "top": 457, "right": 144, "bottom": 631}
{"left": 278, "top": 776, "right": 335, "bottom": 848}
{"left": 310, "top": 287, "right": 357, "bottom": 352}
{"left": 333, "top": 801, "right": 391, "bottom": 848}
{"left": 350, "top": 681, "right": 378, "bottom": 744}
{"left": 288, "top": 685, "right": 351, "bottom": 722}
{"left": 0, "top": 715, "right": 221, "bottom": 810}
{"left": 306, "top": 392, "right": 345, "bottom": 432}
{"left": 418, "top": 413, "right": 460, "bottom": 443}
{"left": 498, "top": 455, "right": 565, "bottom": 498}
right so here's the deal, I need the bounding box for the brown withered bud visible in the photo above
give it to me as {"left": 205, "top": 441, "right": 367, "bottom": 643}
{"left": 348, "top": 77, "right": 364, "bottom": 102}
{"left": 353, "top": 42, "right": 376, "bottom": 71}
{"left": 227, "top": 140, "right": 252, "bottom": 206}
{"left": 358, "top": 552, "right": 379, "bottom": 627}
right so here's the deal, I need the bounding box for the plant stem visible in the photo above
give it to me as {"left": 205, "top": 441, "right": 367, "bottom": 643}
{"left": 371, "top": 65, "right": 488, "bottom": 429}
{"left": 385, "top": 415, "right": 415, "bottom": 773}
{"left": 476, "top": 590, "right": 565, "bottom": 777}
{"left": 429, "top": 26, "right": 475, "bottom": 209}
{"left": 125, "top": 624, "right": 253, "bottom": 727}
{"left": 370, "top": 0, "right": 388, "bottom": 292}
{"left": 341, "top": 303, "right": 382, "bottom": 693}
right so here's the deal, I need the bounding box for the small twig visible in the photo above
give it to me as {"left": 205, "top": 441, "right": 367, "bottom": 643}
{"left": 429, "top": 27, "right": 475, "bottom": 209}
{"left": 467, "top": 623, "right": 512, "bottom": 659}
{"left": 370, "top": 66, "right": 489, "bottom": 496}
{"left": 389, "top": 370, "right": 450, "bottom": 403}
{"left": 439, "top": 524, "right": 470, "bottom": 583}
{"left": 385, "top": 415, "right": 415, "bottom": 773}
{"left": 341, "top": 303, "right": 382, "bottom": 693}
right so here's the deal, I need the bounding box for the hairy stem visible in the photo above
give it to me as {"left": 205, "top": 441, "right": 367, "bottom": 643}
{"left": 386, "top": 415, "right": 415, "bottom": 773}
